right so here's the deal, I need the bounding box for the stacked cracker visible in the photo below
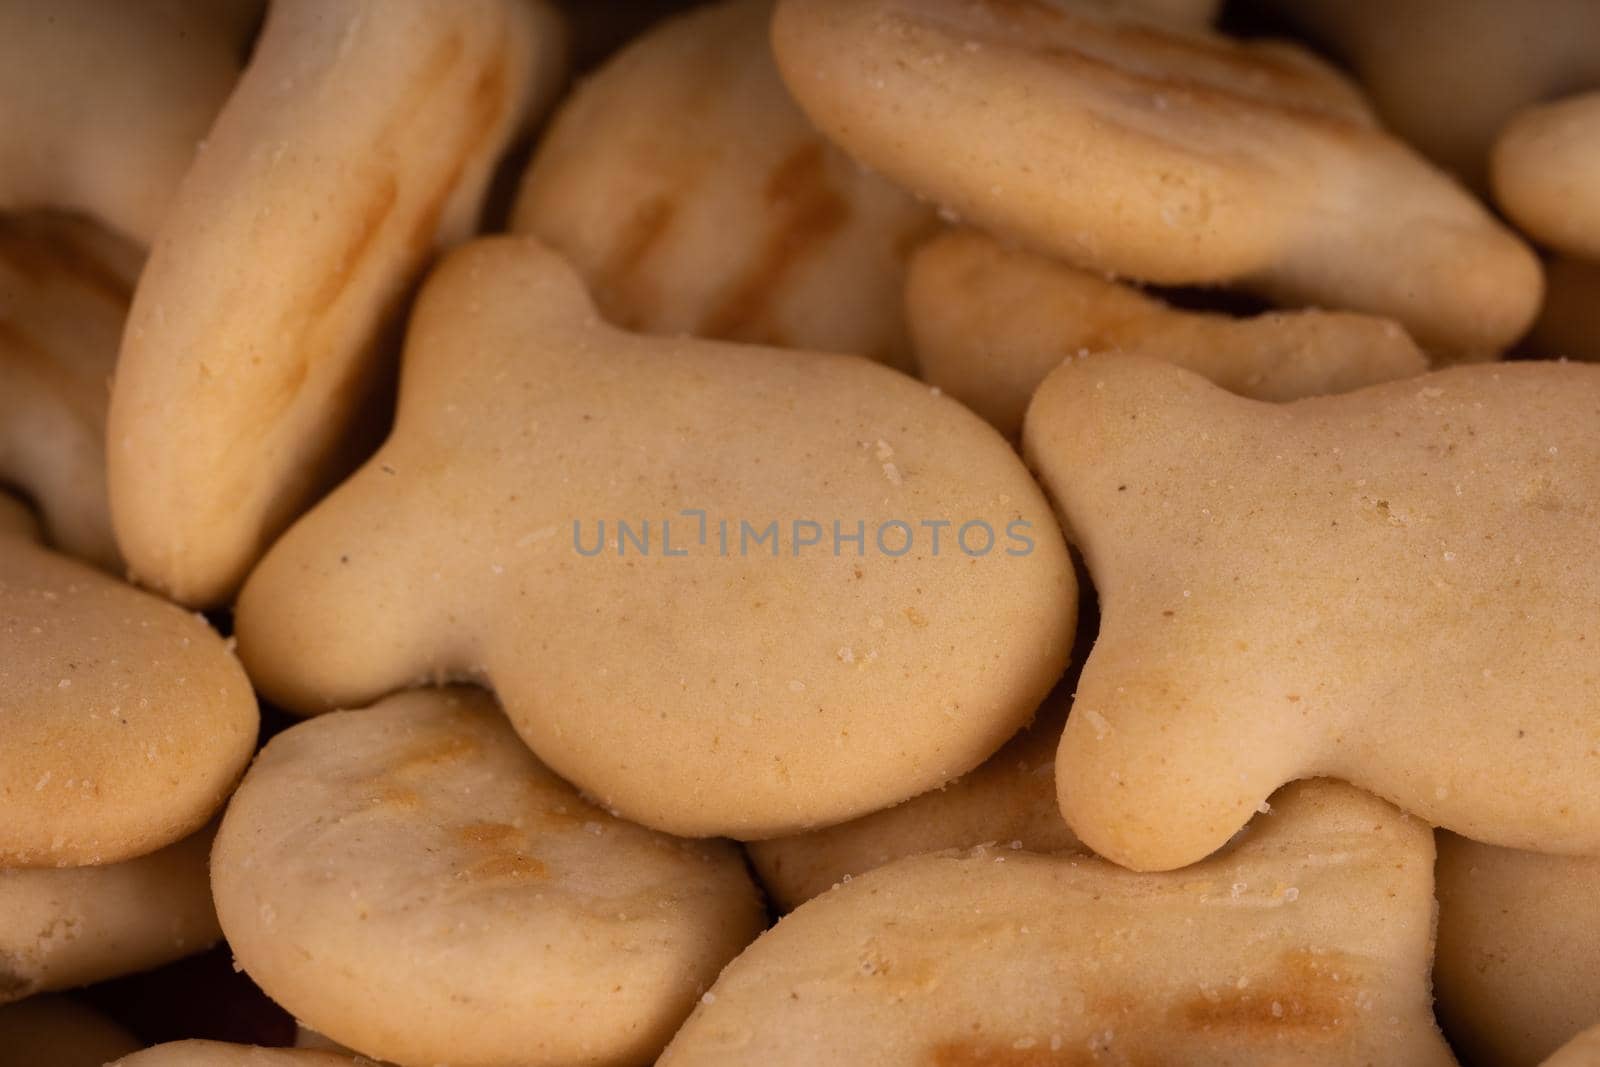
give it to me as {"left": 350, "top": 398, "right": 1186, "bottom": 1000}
{"left": 3, "top": 1, "right": 1600, "bottom": 1065}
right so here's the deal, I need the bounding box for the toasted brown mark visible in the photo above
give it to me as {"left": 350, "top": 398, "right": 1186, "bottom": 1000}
{"left": 465, "top": 852, "right": 547, "bottom": 880}
{"left": 256, "top": 171, "right": 399, "bottom": 427}
{"left": 956, "top": 1, "right": 1367, "bottom": 133}
{"left": 456, "top": 821, "right": 547, "bottom": 882}
{"left": 972, "top": 0, "right": 1352, "bottom": 105}
{"left": 262, "top": 20, "right": 512, "bottom": 427}
{"left": 927, "top": 950, "right": 1367, "bottom": 1065}
{"left": 387, "top": 732, "right": 479, "bottom": 777}
{"left": 529, "top": 791, "right": 597, "bottom": 829}
{"left": 402, "top": 43, "right": 511, "bottom": 256}
{"left": 698, "top": 141, "right": 851, "bottom": 343}
{"left": 598, "top": 194, "right": 678, "bottom": 327}
{"left": 366, "top": 785, "right": 420, "bottom": 810}
{"left": 1036, "top": 44, "right": 1363, "bottom": 138}
{"left": 1176, "top": 949, "right": 1365, "bottom": 1034}
{"left": 458, "top": 821, "right": 520, "bottom": 845}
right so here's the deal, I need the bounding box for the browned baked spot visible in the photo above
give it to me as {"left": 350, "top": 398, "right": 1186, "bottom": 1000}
{"left": 456, "top": 822, "right": 547, "bottom": 882}
{"left": 698, "top": 141, "right": 850, "bottom": 344}
{"left": 266, "top": 23, "right": 505, "bottom": 426}
{"left": 600, "top": 194, "right": 678, "bottom": 326}
{"left": 463, "top": 852, "right": 547, "bottom": 881}
{"left": 254, "top": 170, "right": 400, "bottom": 433}
{"left": 1037, "top": 43, "right": 1364, "bottom": 136}
{"left": 594, "top": 192, "right": 680, "bottom": 328}
{"left": 972, "top": 0, "right": 1329, "bottom": 96}
{"left": 366, "top": 785, "right": 420, "bottom": 810}
{"left": 400, "top": 30, "right": 469, "bottom": 132}
{"left": 944, "top": 1, "right": 1367, "bottom": 134}
{"left": 387, "top": 732, "right": 479, "bottom": 777}
{"left": 1175, "top": 948, "right": 1364, "bottom": 1034}
{"left": 457, "top": 821, "right": 520, "bottom": 845}
{"left": 300, "top": 173, "right": 401, "bottom": 332}
{"left": 925, "top": 950, "right": 1366, "bottom": 1064}
{"left": 404, "top": 43, "right": 512, "bottom": 258}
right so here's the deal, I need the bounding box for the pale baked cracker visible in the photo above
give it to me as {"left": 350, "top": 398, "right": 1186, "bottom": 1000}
{"left": 0, "top": 497, "right": 256, "bottom": 867}
{"left": 909, "top": 229, "right": 1426, "bottom": 438}
{"left": 748, "top": 690, "right": 1075, "bottom": 911}
{"left": 514, "top": 0, "right": 935, "bottom": 369}
{"left": 772, "top": 0, "right": 1541, "bottom": 360}
{"left": 665, "top": 782, "right": 1453, "bottom": 1066}
{"left": 1435, "top": 836, "right": 1600, "bottom": 1067}
{"left": 1493, "top": 91, "right": 1600, "bottom": 262}
{"left": 0, "top": 0, "right": 256, "bottom": 243}
{"left": 108, "top": 0, "right": 569, "bottom": 606}
{"left": 1024, "top": 355, "right": 1600, "bottom": 871}
{"left": 212, "top": 687, "right": 765, "bottom": 1067}
{"left": 0, "top": 828, "right": 220, "bottom": 1005}
{"left": 1266, "top": 0, "right": 1600, "bottom": 190}
{"left": 234, "top": 236, "right": 1075, "bottom": 839}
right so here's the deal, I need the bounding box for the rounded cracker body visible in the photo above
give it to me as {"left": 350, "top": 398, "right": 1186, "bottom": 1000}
{"left": 1024, "top": 356, "right": 1600, "bottom": 870}
{"left": 0, "top": 0, "right": 253, "bottom": 243}
{"left": 213, "top": 688, "right": 765, "bottom": 1067}
{"left": 748, "top": 693, "right": 1076, "bottom": 911}
{"left": 514, "top": 0, "right": 934, "bottom": 369}
{"left": 234, "top": 236, "right": 1076, "bottom": 840}
{"left": 0, "top": 828, "right": 220, "bottom": 1004}
{"left": 0, "top": 525, "right": 257, "bottom": 867}
{"left": 108, "top": 0, "right": 567, "bottom": 606}
{"left": 908, "top": 229, "right": 1426, "bottom": 438}
{"left": 666, "top": 782, "right": 1452, "bottom": 1065}
{"left": 1435, "top": 836, "right": 1600, "bottom": 1067}
{"left": 1266, "top": 0, "right": 1600, "bottom": 191}
{"left": 1493, "top": 92, "right": 1600, "bottom": 261}
{"left": 772, "top": 0, "right": 1539, "bottom": 360}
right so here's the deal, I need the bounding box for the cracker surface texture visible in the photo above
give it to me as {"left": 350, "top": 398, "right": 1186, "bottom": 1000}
{"left": 235, "top": 236, "right": 1075, "bottom": 839}
{"left": 1024, "top": 355, "right": 1600, "bottom": 870}
{"left": 909, "top": 229, "right": 1426, "bottom": 438}
{"left": 772, "top": 0, "right": 1541, "bottom": 360}
{"left": 109, "top": 0, "right": 568, "bottom": 606}
{"left": 0, "top": 495, "right": 257, "bottom": 866}
{"left": 212, "top": 687, "right": 765, "bottom": 1067}
{"left": 515, "top": 0, "right": 935, "bottom": 369}
{"left": 664, "top": 782, "right": 1453, "bottom": 1066}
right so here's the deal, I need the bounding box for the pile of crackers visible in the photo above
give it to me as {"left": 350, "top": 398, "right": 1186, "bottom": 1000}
{"left": 3, "top": 1, "right": 1599, "bottom": 1064}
